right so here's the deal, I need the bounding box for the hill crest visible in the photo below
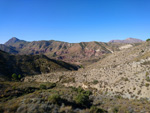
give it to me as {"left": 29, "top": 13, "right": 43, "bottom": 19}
{"left": 109, "top": 37, "right": 143, "bottom": 43}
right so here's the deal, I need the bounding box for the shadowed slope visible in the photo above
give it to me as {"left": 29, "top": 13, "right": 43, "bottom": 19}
{"left": 0, "top": 50, "right": 79, "bottom": 80}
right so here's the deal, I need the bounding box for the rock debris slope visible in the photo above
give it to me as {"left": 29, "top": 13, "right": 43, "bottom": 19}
{"left": 24, "top": 42, "right": 150, "bottom": 100}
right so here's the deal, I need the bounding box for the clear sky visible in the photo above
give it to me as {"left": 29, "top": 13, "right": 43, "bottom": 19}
{"left": 0, "top": 0, "right": 150, "bottom": 44}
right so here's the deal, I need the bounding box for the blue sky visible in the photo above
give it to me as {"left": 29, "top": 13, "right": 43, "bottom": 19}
{"left": 0, "top": 0, "right": 150, "bottom": 43}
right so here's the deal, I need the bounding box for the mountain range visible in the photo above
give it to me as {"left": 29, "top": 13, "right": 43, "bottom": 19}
{"left": 1, "top": 37, "right": 150, "bottom": 113}
{"left": 0, "top": 37, "right": 143, "bottom": 65}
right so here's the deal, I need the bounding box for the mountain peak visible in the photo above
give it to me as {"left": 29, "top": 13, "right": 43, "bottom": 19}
{"left": 126, "top": 37, "right": 134, "bottom": 40}
{"left": 5, "top": 37, "right": 21, "bottom": 46}
{"left": 11, "top": 37, "right": 19, "bottom": 40}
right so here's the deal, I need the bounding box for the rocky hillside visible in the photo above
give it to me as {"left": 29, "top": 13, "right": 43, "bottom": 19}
{"left": 0, "top": 44, "right": 18, "bottom": 54}
{"left": 3, "top": 37, "right": 112, "bottom": 64}
{"left": 109, "top": 37, "right": 143, "bottom": 43}
{"left": 24, "top": 41, "right": 150, "bottom": 100}
{"left": 0, "top": 50, "right": 78, "bottom": 80}
{"left": 1, "top": 37, "right": 143, "bottom": 65}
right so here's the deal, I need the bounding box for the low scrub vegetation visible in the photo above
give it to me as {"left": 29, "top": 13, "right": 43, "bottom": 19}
{"left": 0, "top": 82, "right": 150, "bottom": 113}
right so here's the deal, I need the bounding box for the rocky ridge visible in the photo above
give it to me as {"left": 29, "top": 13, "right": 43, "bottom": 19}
{"left": 1, "top": 37, "right": 142, "bottom": 65}
{"left": 109, "top": 37, "right": 143, "bottom": 43}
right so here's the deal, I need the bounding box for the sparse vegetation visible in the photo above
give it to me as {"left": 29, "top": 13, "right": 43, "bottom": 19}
{"left": 145, "top": 83, "right": 149, "bottom": 87}
{"left": 1, "top": 37, "right": 150, "bottom": 113}
{"left": 74, "top": 93, "right": 90, "bottom": 107}
{"left": 48, "top": 94, "right": 61, "bottom": 104}
{"left": 93, "top": 80, "right": 99, "bottom": 84}
{"left": 39, "top": 84, "right": 47, "bottom": 89}
{"left": 146, "top": 76, "right": 150, "bottom": 82}
{"left": 1, "top": 82, "right": 150, "bottom": 112}
{"left": 121, "top": 77, "right": 129, "bottom": 81}
{"left": 90, "top": 106, "right": 107, "bottom": 113}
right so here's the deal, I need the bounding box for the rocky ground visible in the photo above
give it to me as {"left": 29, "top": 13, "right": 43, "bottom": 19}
{"left": 1, "top": 41, "right": 150, "bottom": 113}
{"left": 24, "top": 42, "right": 150, "bottom": 101}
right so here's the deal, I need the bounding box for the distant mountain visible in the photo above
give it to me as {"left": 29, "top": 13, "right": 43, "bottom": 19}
{"left": 109, "top": 38, "right": 143, "bottom": 43}
{"left": 4, "top": 37, "right": 29, "bottom": 51}
{"left": 0, "top": 44, "right": 18, "bottom": 54}
{"left": 2, "top": 37, "right": 143, "bottom": 65}
{"left": 0, "top": 50, "right": 78, "bottom": 80}
{"left": 4, "top": 37, "right": 115, "bottom": 65}
{"left": 5, "top": 37, "right": 25, "bottom": 46}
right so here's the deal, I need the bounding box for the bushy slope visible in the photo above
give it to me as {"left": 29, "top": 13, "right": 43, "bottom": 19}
{"left": 0, "top": 50, "right": 78, "bottom": 80}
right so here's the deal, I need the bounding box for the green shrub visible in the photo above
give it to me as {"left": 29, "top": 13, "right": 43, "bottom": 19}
{"left": 84, "top": 90, "right": 92, "bottom": 96}
{"left": 47, "top": 83, "right": 56, "bottom": 89}
{"left": 12, "top": 86, "right": 16, "bottom": 90}
{"left": 122, "top": 77, "right": 129, "bottom": 81}
{"left": 48, "top": 94, "right": 61, "bottom": 103}
{"left": 146, "top": 76, "right": 150, "bottom": 82}
{"left": 72, "top": 87, "right": 92, "bottom": 96}
{"left": 90, "top": 106, "right": 107, "bottom": 113}
{"left": 113, "top": 107, "right": 119, "bottom": 113}
{"left": 146, "top": 72, "right": 149, "bottom": 76}
{"left": 146, "top": 39, "right": 150, "bottom": 42}
{"left": 77, "top": 87, "right": 84, "bottom": 93}
{"left": 80, "top": 65, "right": 84, "bottom": 68}
{"left": 39, "top": 84, "right": 47, "bottom": 89}
{"left": 12, "top": 73, "right": 22, "bottom": 81}
{"left": 93, "top": 80, "right": 99, "bottom": 84}
{"left": 74, "top": 93, "right": 90, "bottom": 107}
{"left": 12, "top": 73, "right": 18, "bottom": 81}
{"left": 145, "top": 83, "right": 149, "bottom": 87}
{"left": 18, "top": 74, "right": 22, "bottom": 80}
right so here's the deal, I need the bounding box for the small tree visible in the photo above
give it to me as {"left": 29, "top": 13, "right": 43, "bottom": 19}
{"left": 12, "top": 73, "right": 18, "bottom": 81}
{"left": 74, "top": 93, "right": 90, "bottom": 107}
{"left": 18, "top": 74, "right": 22, "bottom": 80}
{"left": 146, "top": 39, "right": 150, "bottom": 42}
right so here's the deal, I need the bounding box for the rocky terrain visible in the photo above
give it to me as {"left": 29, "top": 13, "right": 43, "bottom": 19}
{"left": 0, "top": 37, "right": 143, "bottom": 65}
{"left": 1, "top": 38, "right": 150, "bottom": 113}
{"left": 24, "top": 41, "right": 150, "bottom": 100}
